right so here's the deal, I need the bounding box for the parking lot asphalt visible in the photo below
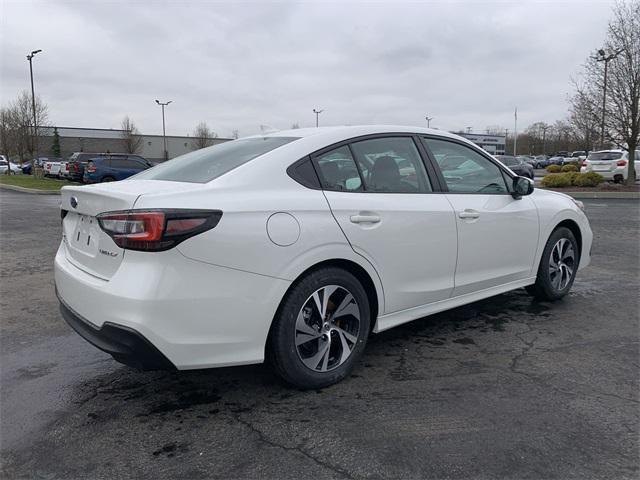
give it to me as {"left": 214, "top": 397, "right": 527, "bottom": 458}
{"left": 1, "top": 189, "right": 638, "bottom": 479}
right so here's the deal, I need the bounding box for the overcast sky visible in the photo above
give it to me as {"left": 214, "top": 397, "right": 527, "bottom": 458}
{"left": 1, "top": 0, "right": 614, "bottom": 138}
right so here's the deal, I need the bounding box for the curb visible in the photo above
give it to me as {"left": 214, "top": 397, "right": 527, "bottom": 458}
{"left": 0, "top": 183, "right": 61, "bottom": 195}
{"left": 547, "top": 190, "right": 640, "bottom": 199}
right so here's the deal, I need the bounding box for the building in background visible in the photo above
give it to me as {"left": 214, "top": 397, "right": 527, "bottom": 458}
{"left": 455, "top": 132, "right": 506, "bottom": 155}
{"left": 38, "top": 126, "right": 230, "bottom": 162}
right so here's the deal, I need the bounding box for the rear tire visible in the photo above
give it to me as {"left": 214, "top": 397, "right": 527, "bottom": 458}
{"left": 269, "top": 267, "right": 371, "bottom": 389}
{"left": 526, "top": 227, "right": 579, "bottom": 301}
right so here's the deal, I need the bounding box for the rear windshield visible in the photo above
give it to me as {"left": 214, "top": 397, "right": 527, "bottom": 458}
{"left": 588, "top": 151, "right": 623, "bottom": 161}
{"left": 133, "top": 137, "right": 299, "bottom": 183}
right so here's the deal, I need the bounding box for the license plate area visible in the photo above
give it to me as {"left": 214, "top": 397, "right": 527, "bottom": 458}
{"left": 70, "top": 214, "right": 100, "bottom": 256}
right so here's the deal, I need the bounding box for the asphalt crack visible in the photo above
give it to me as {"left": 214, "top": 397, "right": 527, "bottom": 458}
{"left": 234, "top": 413, "right": 357, "bottom": 480}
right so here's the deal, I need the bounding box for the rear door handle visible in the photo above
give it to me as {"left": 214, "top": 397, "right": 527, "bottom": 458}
{"left": 458, "top": 209, "right": 480, "bottom": 219}
{"left": 350, "top": 214, "right": 381, "bottom": 224}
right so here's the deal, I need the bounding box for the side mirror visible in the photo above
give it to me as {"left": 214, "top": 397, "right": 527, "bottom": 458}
{"left": 512, "top": 176, "right": 534, "bottom": 198}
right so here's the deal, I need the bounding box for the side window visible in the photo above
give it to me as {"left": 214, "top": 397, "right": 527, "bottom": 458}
{"left": 350, "top": 137, "right": 431, "bottom": 193}
{"left": 314, "top": 146, "right": 363, "bottom": 192}
{"left": 423, "top": 138, "right": 508, "bottom": 193}
{"left": 109, "top": 159, "right": 130, "bottom": 168}
{"left": 131, "top": 160, "right": 148, "bottom": 170}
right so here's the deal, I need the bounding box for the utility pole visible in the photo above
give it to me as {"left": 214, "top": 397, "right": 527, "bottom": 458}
{"left": 513, "top": 107, "right": 518, "bottom": 156}
{"left": 155, "top": 99, "right": 172, "bottom": 161}
{"left": 504, "top": 129, "right": 509, "bottom": 155}
{"left": 425, "top": 116, "right": 433, "bottom": 128}
{"left": 313, "top": 108, "right": 323, "bottom": 128}
{"left": 596, "top": 48, "right": 624, "bottom": 149}
{"left": 26, "top": 49, "right": 42, "bottom": 171}
{"left": 541, "top": 124, "right": 550, "bottom": 156}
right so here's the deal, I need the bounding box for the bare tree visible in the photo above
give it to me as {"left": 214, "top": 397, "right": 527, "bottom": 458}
{"left": 120, "top": 116, "right": 143, "bottom": 154}
{"left": 575, "top": 0, "right": 639, "bottom": 184}
{"left": 0, "top": 92, "right": 48, "bottom": 168}
{"left": 568, "top": 88, "right": 600, "bottom": 152}
{"left": 192, "top": 121, "right": 217, "bottom": 149}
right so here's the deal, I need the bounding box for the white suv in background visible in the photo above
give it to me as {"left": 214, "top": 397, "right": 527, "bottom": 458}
{"left": 581, "top": 150, "right": 640, "bottom": 183}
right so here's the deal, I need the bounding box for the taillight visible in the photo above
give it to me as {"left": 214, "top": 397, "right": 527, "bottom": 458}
{"left": 97, "top": 209, "right": 222, "bottom": 251}
{"left": 617, "top": 159, "right": 627, "bottom": 166}
{"left": 73, "top": 164, "right": 79, "bottom": 172}
{"left": 582, "top": 160, "right": 587, "bottom": 167}
{"left": 86, "top": 162, "right": 96, "bottom": 173}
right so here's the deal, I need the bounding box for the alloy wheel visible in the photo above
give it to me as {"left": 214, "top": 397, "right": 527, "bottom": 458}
{"left": 295, "top": 285, "right": 361, "bottom": 372}
{"left": 549, "top": 238, "right": 575, "bottom": 291}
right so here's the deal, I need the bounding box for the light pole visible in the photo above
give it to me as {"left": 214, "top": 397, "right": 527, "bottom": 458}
{"left": 425, "top": 116, "right": 433, "bottom": 128}
{"left": 466, "top": 126, "right": 472, "bottom": 134}
{"left": 155, "top": 99, "right": 172, "bottom": 161}
{"left": 596, "top": 48, "right": 624, "bottom": 149}
{"left": 312, "top": 108, "right": 323, "bottom": 128}
{"left": 26, "top": 49, "right": 42, "bottom": 167}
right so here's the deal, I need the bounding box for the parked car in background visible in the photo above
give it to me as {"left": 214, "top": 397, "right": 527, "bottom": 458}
{"left": 67, "top": 153, "right": 148, "bottom": 183}
{"left": 83, "top": 155, "right": 152, "bottom": 183}
{"left": 0, "top": 159, "right": 22, "bottom": 174}
{"left": 43, "top": 159, "right": 63, "bottom": 177}
{"left": 580, "top": 150, "right": 640, "bottom": 183}
{"left": 56, "top": 125, "right": 593, "bottom": 389}
{"left": 496, "top": 155, "right": 534, "bottom": 178}
{"left": 59, "top": 161, "right": 70, "bottom": 179}
{"left": 547, "top": 156, "right": 565, "bottom": 166}
{"left": 517, "top": 155, "right": 537, "bottom": 167}
{"left": 533, "top": 155, "right": 550, "bottom": 168}
{"left": 570, "top": 151, "right": 587, "bottom": 161}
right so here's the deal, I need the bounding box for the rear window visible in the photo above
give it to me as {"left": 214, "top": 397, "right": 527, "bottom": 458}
{"left": 588, "top": 151, "right": 623, "bottom": 161}
{"left": 134, "top": 137, "right": 299, "bottom": 183}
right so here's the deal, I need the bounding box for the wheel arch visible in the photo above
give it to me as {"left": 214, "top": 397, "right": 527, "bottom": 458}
{"left": 554, "top": 218, "right": 582, "bottom": 255}
{"left": 266, "top": 258, "right": 382, "bottom": 355}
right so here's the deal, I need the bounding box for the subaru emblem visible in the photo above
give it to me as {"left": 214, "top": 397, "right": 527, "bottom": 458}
{"left": 70, "top": 196, "right": 78, "bottom": 209}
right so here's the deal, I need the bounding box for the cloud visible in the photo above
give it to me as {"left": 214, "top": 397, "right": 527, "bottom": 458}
{"left": 0, "top": 0, "right": 614, "bottom": 138}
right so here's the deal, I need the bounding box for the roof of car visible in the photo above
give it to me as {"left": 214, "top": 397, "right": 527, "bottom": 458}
{"left": 251, "top": 125, "right": 468, "bottom": 143}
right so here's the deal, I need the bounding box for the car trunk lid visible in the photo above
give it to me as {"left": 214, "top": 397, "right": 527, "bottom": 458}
{"left": 60, "top": 180, "right": 208, "bottom": 280}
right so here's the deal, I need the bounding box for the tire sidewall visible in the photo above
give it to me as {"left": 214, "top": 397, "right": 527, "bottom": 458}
{"left": 537, "top": 227, "right": 579, "bottom": 300}
{"left": 271, "top": 267, "right": 371, "bottom": 389}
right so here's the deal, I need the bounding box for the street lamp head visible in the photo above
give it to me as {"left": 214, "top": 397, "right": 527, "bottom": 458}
{"left": 155, "top": 99, "right": 160, "bottom": 105}
{"left": 32, "top": 49, "right": 42, "bottom": 55}
{"left": 167, "top": 101, "right": 172, "bottom": 105}
{"left": 598, "top": 48, "right": 606, "bottom": 57}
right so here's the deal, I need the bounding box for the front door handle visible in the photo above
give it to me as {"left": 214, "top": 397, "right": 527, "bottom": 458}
{"left": 350, "top": 214, "right": 381, "bottom": 224}
{"left": 458, "top": 209, "right": 480, "bottom": 219}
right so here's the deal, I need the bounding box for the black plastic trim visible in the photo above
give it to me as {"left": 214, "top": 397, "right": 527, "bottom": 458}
{"left": 58, "top": 293, "right": 176, "bottom": 371}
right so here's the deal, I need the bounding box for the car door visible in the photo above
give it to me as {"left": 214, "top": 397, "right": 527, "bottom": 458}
{"left": 422, "top": 137, "right": 539, "bottom": 297}
{"left": 314, "top": 135, "right": 458, "bottom": 315}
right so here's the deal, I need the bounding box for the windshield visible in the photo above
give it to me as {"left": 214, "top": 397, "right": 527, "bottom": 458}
{"left": 133, "top": 136, "right": 299, "bottom": 183}
{"left": 588, "top": 151, "right": 623, "bottom": 161}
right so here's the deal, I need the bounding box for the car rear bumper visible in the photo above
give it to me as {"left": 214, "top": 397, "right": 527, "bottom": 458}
{"left": 54, "top": 241, "right": 291, "bottom": 370}
{"left": 58, "top": 293, "right": 176, "bottom": 370}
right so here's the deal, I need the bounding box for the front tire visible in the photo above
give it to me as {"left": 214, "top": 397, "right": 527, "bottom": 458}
{"left": 526, "top": 227, "right": 579, "bottom": 301}
{"left": 269, "top": 267, "right": 371, "bottom": 389}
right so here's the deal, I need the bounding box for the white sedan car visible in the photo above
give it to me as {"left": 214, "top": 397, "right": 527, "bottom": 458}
{"left": 581, "top": 149, "right": 640, "bottom": 182}
{"left": 0, "top": 159, "right": 22, "bottom": 174}
{"left": 55, "top": 126, "right": 592, "bottom": 388}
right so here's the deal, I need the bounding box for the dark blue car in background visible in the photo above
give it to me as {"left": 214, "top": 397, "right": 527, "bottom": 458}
{"left": 83, "top": 155, "right": 152, "bottom": 183}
